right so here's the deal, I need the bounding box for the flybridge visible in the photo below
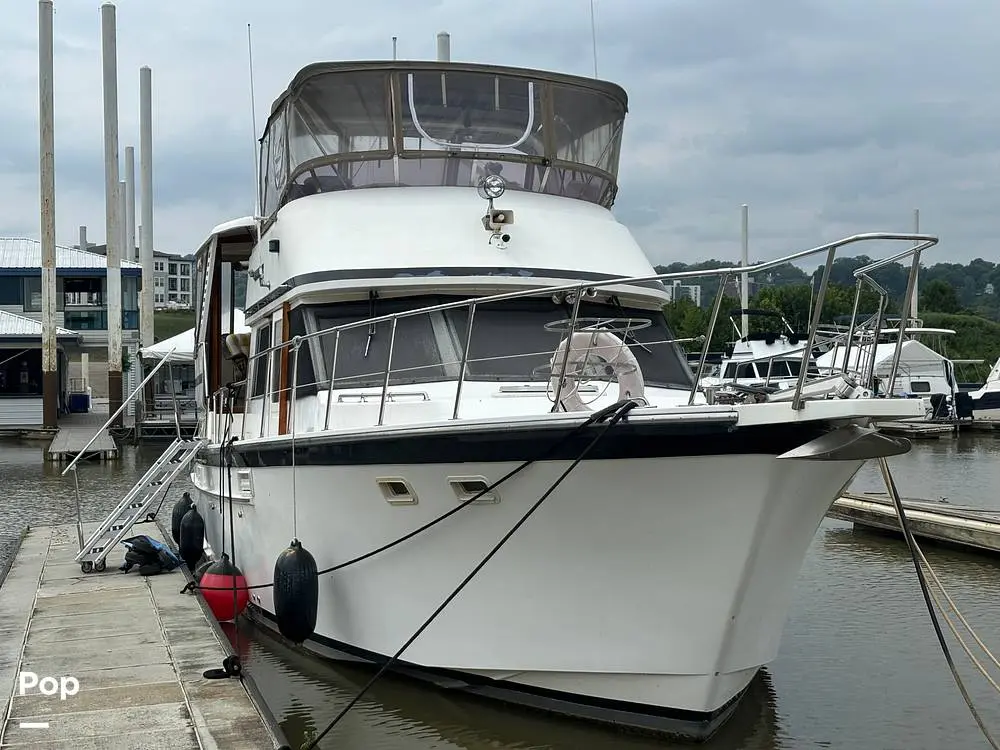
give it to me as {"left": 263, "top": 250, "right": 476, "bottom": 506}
{"left": 257, "top": 57, "right": 629, "bottom": 219}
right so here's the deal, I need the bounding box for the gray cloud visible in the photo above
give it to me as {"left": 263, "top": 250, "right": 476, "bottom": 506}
{"left": 0, "top": 0, "right": 997, "bottom": 272}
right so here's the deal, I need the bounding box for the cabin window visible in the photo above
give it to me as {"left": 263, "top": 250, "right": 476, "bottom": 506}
{"left": 308, "top": 299, "right": 451, "bottom": 389}
{"left": 286, "top": 307, "right": 319, "bottom": 397}
{"left": 724, "top": 363, "right": 756, "bottom": 379}
{"left": 250, "top": 324, "right": 271, "bottom": 398}
{"left": 909, "top": 380, "right": 932, "bottom": 393}
{"left": 270, "top": 319, "right": 282, "bottom": 402}
{"left": 300, "top": 295, "right": 693, "bottom": 390}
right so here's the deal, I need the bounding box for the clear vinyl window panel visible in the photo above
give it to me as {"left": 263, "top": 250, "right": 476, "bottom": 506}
{"left": 302, "top": 295, "right": 694, "bottom": 391}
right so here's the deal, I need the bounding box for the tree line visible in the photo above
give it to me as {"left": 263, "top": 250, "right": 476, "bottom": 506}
{"left": 654, "top": 255, "right": 1000, "bottom": 321}
{"left": 656, "top": 256, "right": 1000, "bottom": 366}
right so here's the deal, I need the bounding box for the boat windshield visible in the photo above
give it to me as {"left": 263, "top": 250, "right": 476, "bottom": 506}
{"left": 259, "top": 63, "right": 626, "bottom": 217}
{"left": 267, "top": 295, "right": 693, "bottom": 396}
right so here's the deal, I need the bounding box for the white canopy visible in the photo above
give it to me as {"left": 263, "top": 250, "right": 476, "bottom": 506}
{"left": 139, "top": 309, "right": 248, "bottom": 363}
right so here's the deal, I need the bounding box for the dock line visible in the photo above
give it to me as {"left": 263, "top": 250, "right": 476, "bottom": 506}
{"left": 876, "top": 458, "right": 1000, "bottom": 749}
{"left": 301, "top": 399, "right": 637, "bottom": 749}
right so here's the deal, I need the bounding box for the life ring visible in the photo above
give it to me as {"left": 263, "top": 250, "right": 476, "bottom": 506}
{"left": 548, "top": 330, "right": 647, "bottom": 412}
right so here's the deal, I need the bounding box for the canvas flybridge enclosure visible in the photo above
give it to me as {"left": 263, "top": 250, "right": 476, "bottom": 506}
{"left": 258, "top": 61, "right": 628, "bottom": 218}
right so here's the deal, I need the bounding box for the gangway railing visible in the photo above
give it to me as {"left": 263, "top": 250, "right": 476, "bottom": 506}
{"left": 61, "top": 347, "right": 178, "bottom": 551}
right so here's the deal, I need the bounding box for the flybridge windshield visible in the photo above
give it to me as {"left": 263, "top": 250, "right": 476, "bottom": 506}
{"left": 259, "top": 64, "right": 626, "bottom": 217}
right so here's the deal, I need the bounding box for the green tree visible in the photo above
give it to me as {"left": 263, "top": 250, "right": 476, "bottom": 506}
{"left": 919, "top": 278, "right": 961, "bottom": 314}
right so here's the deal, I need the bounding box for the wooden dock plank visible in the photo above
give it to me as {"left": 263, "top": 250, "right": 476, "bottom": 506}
{"left": 46, "top": 413, "right": 117, "bottom": 462}
{"left": 829, "top": 492, "right": 1000, "bottom": 555}
{"left": 0, "top": 524, "right": 285, "bottom": 749}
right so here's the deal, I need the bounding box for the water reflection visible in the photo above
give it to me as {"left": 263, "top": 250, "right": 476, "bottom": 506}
{"left": 232, "top": 621, "right": 781, "bottom": 750}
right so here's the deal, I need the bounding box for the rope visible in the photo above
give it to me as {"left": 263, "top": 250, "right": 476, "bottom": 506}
{"left": 301, "top": 398, "right": 638, "bottom": 749}
{"left": 877, "top": 457, "right": 1000, "bottom": 749}
{"left": 195, "top": 398, "right": 634, "bottom": 592}
{"left": 914, "top": 543, "right": 1000, "bottom": 676}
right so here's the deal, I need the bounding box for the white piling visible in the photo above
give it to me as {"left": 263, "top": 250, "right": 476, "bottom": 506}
{"left": 911, "top": 208, "right": 920, "bottom": 322}
{"left": 125, "top": 146, "right": 136, "bottom": 261}
{"left": 39, "top": 0, "right": 58, "bottom": 428}
{"left": 139, "top": 66, "right": 154, "bottom": 349}
{"left": 740, "top": 204, "right": 749, "bottom": 338}
{"left": 436, "top": 32, "right": 450, "bottom": 62}
{"left": 101, "top": 2, "right": 123, "bottom": 423}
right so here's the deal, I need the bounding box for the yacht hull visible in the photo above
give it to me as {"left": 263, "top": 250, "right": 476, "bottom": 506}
{"left": 191, "top": 416, "right": 865, "bottom": 739}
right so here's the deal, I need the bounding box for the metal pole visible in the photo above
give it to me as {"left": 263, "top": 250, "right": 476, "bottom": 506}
{"left": 550, "top": 289, "right": 583, "bottom": 412}
{"left": 452, "top": 304, "right": 477, "bottom": 419}
{"left": 101, "top": 2, "right": 123, "bottom": 426}
{"left": 791, "top": 246, "right": 837, "bottom": 410}
{"left": 740, "top": 204, "right": 749, "bottom": 338}
{"left": 323, "top": 331, "right": 340, "bottom": 430}
{"left": 377, "top": 319, "right": 397, "bottom": 427}
{"left": 689, "top": 273, "right": 729, "bottom": 405}
{"left": 392, "top": 36, "right": 397, "bottom": 60}
{"left": 139, "top": 66, "right": 154, "bottom": 349}
{"left": 841, "top": 279, "right": 863, "bottom": 374}
{"left": 888, "top": 249, "right": 922, "bottom": 394}
{"left": 39, "top": 0, "right": 58, "bottom": 428}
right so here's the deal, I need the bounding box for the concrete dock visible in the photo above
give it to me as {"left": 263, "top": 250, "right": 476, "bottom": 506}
{"left": 0, "top": 523, "right": 287, "bottom": 749}
{"left": 46, "top": 413, "right": 118, "bottom": 462}
{"left": 829, "top": 491, "right": 1000, "bottom": 555}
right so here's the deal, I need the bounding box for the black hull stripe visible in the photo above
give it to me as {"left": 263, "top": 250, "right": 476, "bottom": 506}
{"left": 247, "top": 604, "right": 742, "bottom": 740}
{"left": 203, "top": 420, "right": 832, "bottom": 468}
{"left": 244, "top": 266, "right": 667, "bottom": 316}
{"left": 973, "top": 392, "right": 1000, "bottom": 410}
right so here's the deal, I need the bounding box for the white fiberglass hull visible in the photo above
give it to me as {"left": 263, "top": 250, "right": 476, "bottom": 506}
{"left": 190, "top": 413, "right": 875, "bottom": 738}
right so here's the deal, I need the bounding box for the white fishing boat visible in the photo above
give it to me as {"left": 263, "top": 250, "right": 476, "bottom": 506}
{"left": 185, "top": 38, "right": 936, "bottom": 739}
{"left": 968, "top": 355, "right": 1000, "bottom": 419}
{"left": 817, "top": 323, "right": 963, "bottom": 419}
{"left": 698, "top": 308, "right": 823, "bottom": 393}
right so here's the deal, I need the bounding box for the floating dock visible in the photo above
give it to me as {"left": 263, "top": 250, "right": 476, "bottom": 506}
{"left": 46, "top": 413, "right": 118, "bottom": 462}
{"left": 875, "top": 420, "right": 956, "bottom": 439}
{"left": 829, "top": 491, "right": 1000, "bottom": 555}
{"left": 0, "top": 523, "right": 288, "bottom": 749}
{"left": 875, "top": 418, "right": 1000, "bottom": 439}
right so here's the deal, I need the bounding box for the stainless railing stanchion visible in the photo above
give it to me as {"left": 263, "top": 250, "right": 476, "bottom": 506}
{"left": 452, "top": 304, "right": 477, "bottom": 420}
{"left": 551, "top": 287, "right": 584, "bottom": 412}
{"left": 689, "top": 272, "right": 729, "bottom": 405}
{"left": 887, "top": 248, "right": 923, "bottom": 392}
{"left": 323, "top": 331, "right": 340, "bottom": 431}
{"left": 792, "top": 247, "right": 836, "bottom": 410}
{"left": 378, "top": 319, "right": 398, "bottom": 427}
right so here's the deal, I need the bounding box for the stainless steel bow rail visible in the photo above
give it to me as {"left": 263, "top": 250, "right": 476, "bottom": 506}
{"left": 59, "top": 347, "right": 205, "bottom": 564}
{"left": 230, "top": 231, "right": 937, "bottom": 435}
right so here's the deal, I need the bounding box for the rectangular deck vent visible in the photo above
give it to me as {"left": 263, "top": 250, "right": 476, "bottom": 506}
{"left": 376, "top": 477, "right": 418, "bottom": 505}
{"left": 449, "top": 476, "right": 499, "bottom": 504}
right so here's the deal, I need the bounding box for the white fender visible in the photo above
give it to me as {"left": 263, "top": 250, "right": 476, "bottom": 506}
{"left": 548, "top": 330, "right": 646, "bottom": 412}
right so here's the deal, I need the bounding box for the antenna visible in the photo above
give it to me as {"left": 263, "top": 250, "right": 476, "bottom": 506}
{"left": 589, "top": 0, "right": 598, "bottom": 78}
{"left": 392, "top": 36, "right": 397, "bottom": 60}
{"left": 247, "top": 23, "right": 261, "bottom": 223}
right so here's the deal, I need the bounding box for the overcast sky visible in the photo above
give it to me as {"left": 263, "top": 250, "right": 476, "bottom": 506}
{"left": 0, "top": 0, "right": 996, "bottom": 269}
